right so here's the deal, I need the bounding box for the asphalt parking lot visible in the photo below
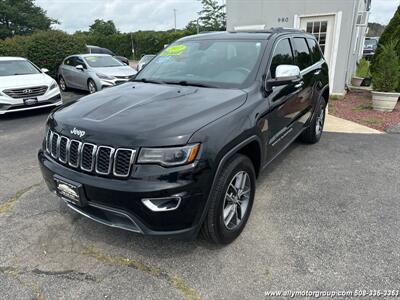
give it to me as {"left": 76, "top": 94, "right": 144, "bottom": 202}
{"left": 1, "top": 91, "right": 400, "bottom": 299}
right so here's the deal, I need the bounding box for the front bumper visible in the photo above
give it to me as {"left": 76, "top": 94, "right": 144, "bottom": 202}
{"left": 38, "top": 150, "right": 211, "bottom": 238}
{"left": 0, "top": 89, "right": 62, "bottom": 115}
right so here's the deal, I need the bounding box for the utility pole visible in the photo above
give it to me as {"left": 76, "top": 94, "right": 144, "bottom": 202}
{"left": 173, "top": 9, "right": 177, "bottom": 31}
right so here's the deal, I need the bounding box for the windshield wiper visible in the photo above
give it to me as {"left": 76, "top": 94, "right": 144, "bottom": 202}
{"left": 164, "top": 80, "right": 217, "bottom": 88}
{"left": 131, "top": 78, "right": 164, "bottom": 85}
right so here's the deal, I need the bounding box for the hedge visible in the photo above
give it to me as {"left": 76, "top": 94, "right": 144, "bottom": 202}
{"left": 0, "top": 30, "right": 86, "bottom": 77}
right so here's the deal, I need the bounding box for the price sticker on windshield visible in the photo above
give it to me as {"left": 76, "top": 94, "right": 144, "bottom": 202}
{"left": 160, "top": 44, "right": 187, "bottom": 56}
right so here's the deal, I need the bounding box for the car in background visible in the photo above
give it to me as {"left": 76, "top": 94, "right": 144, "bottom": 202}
{"left": 58, "top": 54, "right": 137, "bottom": 94}
{"left": 137, "top": 54, "right": 156, "bottom": 71}
{"left": 87, "top": 45, "right": 130, "bottom": 65}
{"left": 363, "top": 37, "right": 379, "bottom": 59}
{"left": 0, "top": 57, "right": 61, "bottom": 115}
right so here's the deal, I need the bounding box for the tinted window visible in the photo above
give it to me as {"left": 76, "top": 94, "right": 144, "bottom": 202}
{"left": 76, "top": 57, "right": 87, "bottom": 69}
{"left": 64, "top": 57, "right": 74, "bottom": 66}
{"left": 293, "top": 38, "right": 312, "bottom": 70}
{"left": 307, "top": 38, "right": 322, "bottom": 64}
{"left": 270, "top": 38, "right": 294, "bottom": 78}
{"left": 84, "top": 55, "right": 124, "bottom": 67}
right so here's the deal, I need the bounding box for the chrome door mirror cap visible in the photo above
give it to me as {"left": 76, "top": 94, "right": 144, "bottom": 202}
{"left": 76, "top": 65, "right": 84, "bottom": 71}
{"left": 275, "top": 64, "right": 301, "bottom": 82}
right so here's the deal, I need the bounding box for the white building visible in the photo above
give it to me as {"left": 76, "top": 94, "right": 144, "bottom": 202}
{"left": 226, "top": 0, "right": 371, "bottom": 96}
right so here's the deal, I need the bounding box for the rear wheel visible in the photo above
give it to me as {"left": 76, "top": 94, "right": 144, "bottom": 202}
{"left": 59, "top": 76, "right": 67, "bottom": 92}
{"left": 201, "top": 154, "right": 256, "bottom": 244}
{"left": 88, "top": 79, "right": 97, "bottom": 94}
{"left": 299, "top": 97, "right": 327, "bottom": 144}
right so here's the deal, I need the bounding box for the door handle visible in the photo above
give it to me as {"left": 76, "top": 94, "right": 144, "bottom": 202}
{"left": 294, "top": 81, "right": 304, "bottom": 89}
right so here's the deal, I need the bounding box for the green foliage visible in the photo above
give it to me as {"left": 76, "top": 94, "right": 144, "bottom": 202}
{"left": 367, "top": 22, "right": 385, "bottom": 37}
{"left": 89, "top": 19, "right": 118, "bottom": 36}
{"left": 186, "top": 0, "right": 226, "bottom": 33}
{"left": 371, "top": 42, "right": 400, "bottom": 92}
{"left": 371, "top": 5, "right": 400, "bottom": 90}
{"left": 0, "top": 0, "right": 58, "bottom": 39}
{"left": 0, "top": 30, "right": 86, "bottom": 77}
{"left": 355, "top": 58, "right": 370, "bottom": 78}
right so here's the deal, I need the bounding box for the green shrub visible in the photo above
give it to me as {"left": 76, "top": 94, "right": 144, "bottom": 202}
{"left": 355, "top": 58, "right": 370, "bottom": 78}
{"left": 0, "top": 30, "right": 86, "bottom": 77}
{"left": 371, "top": 41, "right": 400, "bottom": 92}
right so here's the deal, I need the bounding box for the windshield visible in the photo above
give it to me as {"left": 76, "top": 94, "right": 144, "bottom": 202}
{"left": 140, "top": 55, "right": 155, "bottom": 64}
{"left": 0, "top": 60, "right": 41, "bottom": 76}
{"left": 84, "top": 56, "right": 124, "bottom": 68}
{"left": 364, "top": 39, "right": 377, "bottom": 47}
{"left": 136, "top": 40, "right": 264, "bottom": 88}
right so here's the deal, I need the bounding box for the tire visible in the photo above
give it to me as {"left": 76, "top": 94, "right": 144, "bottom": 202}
{"left": 87, "top": 79, "right": 97, "bottom": 94}
{"left": 299, "top": 97, "right": 327, "bottom": 144}
{"left": 59, "top": 76, "right": 68, "bottom": 92}
{"left": 201, "top": 154, "right": 256, "bottom": 244}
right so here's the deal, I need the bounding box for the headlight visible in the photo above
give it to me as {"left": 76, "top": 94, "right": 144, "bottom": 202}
{"left": 97, "top": 73, "right": 115, "bottom": 80}
{"left": 49, "top": 80, "right": 58, "bottom": 90}
{"left": 137, "top": 144, "right": 200, "bottom": 167}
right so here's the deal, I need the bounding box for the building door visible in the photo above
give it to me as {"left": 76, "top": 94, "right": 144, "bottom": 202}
{"left": 300, "top": 15, "right": 335, "bottom": 68}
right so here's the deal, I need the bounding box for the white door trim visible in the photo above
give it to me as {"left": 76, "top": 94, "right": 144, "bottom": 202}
{"left": 294, "top": 11, "right": 343, "bottom": 94}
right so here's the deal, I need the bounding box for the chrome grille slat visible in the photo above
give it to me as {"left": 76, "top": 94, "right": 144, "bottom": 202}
{"left": 45, "top": 130, "right": 134, "bottom": 178}
{"left": 3, "top": 86, "right": 48, "bottom": 99}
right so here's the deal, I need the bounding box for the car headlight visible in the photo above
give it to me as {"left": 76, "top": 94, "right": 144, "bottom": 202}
{"left": 97, "top": 73, "right": 115, "bottom": 80}
{"left": 137, "top": 144, "right": 200, "bottom": 167}
{"left": 49, "top": 80, "right": 58, "bottom": 90}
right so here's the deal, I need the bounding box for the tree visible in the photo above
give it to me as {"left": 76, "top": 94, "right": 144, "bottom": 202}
{"left": 89, "top": 19, "right": 118, "bottom": 36}
{"left": 187, "top": 0, "right": 226, "bottom": 32}
{"left": 367, "top": 22, "right": 385, "bottom": 37}
{"left": 0, "top": 0, "right": 57, "bottom": 39}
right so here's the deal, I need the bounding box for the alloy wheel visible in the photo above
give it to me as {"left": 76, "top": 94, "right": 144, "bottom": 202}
{"left": 88, "top": 81, "right": 97, "bottom": 94}
{"left": 315, "top": 104, "right": 325, "bottom": 136}
{"left": 222, "top": 171, "right": 251, "bottom": 230}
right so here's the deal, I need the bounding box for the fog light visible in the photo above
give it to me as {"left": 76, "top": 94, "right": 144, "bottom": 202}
{"left": 141, "top": 196, "right": 181, "bottom": 212}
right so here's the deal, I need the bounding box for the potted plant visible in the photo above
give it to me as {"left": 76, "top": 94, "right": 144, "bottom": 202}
{"left": 352, "top": 58, "right": 370, "bottom": 86}
{"left": 371, "top": 42, "right": 400, "bottom": 112}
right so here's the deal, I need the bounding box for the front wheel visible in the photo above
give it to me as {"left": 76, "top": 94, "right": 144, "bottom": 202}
{"left": 59, "top": 76, "right": 67, "bottom": 92}
{"left": 87, "top": 79, "right": 97, "bottom": 94}
{"left": 201, "top": 154, "right": 256, "bottom": 244}
{"left": 299, "top": 98, "right": 327, "bottom": 144}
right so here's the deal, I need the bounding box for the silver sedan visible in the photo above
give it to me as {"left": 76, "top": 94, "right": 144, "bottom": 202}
{"left": 58, "top": 54, "right": 137, "bottom": 94}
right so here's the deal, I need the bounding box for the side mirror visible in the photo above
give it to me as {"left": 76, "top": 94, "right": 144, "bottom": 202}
{"left": 41, "top": 68, "right": 49, "bottom": 73}
{"left": 266, "top": 65, "right": 302, "bottom": 91}
{"left": 76, "top": 65, "right": 84, "bottom": 71}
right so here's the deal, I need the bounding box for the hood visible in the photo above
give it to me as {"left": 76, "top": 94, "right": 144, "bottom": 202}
{"left": 93, "top": 66, "right": 137, "bottom": 77}
{"left": 51, "top": 82, "right": 247, "bottom": 147}
{"left": 0, "top": 73, "right": 53, "bottom": 90}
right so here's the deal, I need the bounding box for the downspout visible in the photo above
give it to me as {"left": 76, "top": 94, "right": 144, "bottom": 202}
{"left": 344, "top": 0, "right": 360, "bottom": 90}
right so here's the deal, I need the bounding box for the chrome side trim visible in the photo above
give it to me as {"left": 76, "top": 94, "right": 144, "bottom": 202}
{"left": 142, "top": 196, "right": 182, "bottom": 212}
{"left": 68, "top": 140, "right": 82, "bottom": 168}
{"left": 80, "top": 143, "right": 97, "bottom": 172}
{"left": 95, "top": 146, "right": 115, "bottom": 175}
{"left": 113, "top": 148, "right": 136, "bottom": 177}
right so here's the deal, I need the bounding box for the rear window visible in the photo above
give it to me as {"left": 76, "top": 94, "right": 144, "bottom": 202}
{"left": 307, "top": 38, "right": 323, "bottom": 64}
{"left": 293, "top": 38, "right": 312, "bottom": 70}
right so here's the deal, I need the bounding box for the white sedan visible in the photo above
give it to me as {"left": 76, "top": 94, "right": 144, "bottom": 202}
{"left": 0, "top": 57, "right": 62, "bottom": 115}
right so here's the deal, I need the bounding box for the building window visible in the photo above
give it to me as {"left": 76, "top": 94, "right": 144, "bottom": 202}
{"left": 306, "top": 21, "right": 327, "bottom": 54}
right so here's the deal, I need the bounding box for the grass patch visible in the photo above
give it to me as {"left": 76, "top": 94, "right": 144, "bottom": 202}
{"left": 361, "top": 117, "right": 383, "bottom": 126}
{"left": 352, "top": 102, "right": 373, "bottom": 112}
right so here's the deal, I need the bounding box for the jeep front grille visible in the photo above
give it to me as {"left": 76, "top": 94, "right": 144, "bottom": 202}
{"left": 45, "top": 130, "right": 136, "bottom": 178}
{"left": 3, "top": 86, "right": 48, "bottom": 99}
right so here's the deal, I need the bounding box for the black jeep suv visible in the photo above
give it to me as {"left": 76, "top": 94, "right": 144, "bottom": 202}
{"left": 39, "top": 29, "right": 329, "bottom": 244}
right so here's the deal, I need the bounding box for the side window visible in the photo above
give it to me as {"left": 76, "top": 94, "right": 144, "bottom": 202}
{"left": 64, "top": 58, "right": 73, "bottom": 66}
{"left": 270, "top": 38, "right": 294, "bottom": 78}
{"left": 307, "top": 38, "right": 323, "bottom": 64}
{"left": 293, "top": 37, "right": 312, "bottom": 70}
{"left": 76, "top": 58, "right": 87, "bottom": 69}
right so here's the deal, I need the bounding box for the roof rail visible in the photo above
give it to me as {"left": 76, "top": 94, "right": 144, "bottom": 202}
{"left": 231, "top": 25, "right": 304, "bottom": 34}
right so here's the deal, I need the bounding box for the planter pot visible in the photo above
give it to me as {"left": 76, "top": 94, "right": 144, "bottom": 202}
{"left": 351, "top": 76, "right": 364, "bottom": 87}
{"left": 361, "top": 77, "right": 371, "bottom": 87}
{"left": 371, "top": 91, "right": 400, "bottom": 112}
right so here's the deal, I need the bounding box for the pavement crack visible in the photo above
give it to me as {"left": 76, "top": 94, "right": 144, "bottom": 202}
{"left": 82, "top": 245, "right": 202, "bottom": 300}
{"left": 0, "top": 182, "right": 41, "bottom": 214}
{"left": 32, "top": 268, "right": 97, "bottom": 282}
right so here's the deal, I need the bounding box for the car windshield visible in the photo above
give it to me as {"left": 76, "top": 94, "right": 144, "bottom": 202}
{"left": 136, "top": 40, "right": 264, "bottom": 88}
{"left": 84, "top": 56, "right": 123, "bottom": 68}
{"left": 0, "top": 60, "right": 41, "bottom": 76}
{"left": 140, "top": 55, "right": 155, "bottom": 64}
{"left": 364, "top": 39, "right": 377, "bottom": 47}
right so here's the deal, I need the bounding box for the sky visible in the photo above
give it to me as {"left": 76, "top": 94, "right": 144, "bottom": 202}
{"left": 35, "top": 0, "right": 399, "bottom": 33}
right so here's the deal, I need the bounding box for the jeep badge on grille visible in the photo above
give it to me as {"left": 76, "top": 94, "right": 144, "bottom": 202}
{"left": 70, "top": 127, "right": 86, "bottom": 138}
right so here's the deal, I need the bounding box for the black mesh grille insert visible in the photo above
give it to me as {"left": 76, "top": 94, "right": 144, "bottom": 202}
{"left": 59, "top": 137, "right": 68, "bottom": 162}
{"left": 96, "top": 147, "right": 112, "bottom": 174}
{"left": 81, "top": 144, "right": 95, "bottom": 170}
{"left": 114, "top": 150, "right": 133, "bottom": 176}
{"left": 51, "top": 133, "right": 59, "bottom": 156}
{"left": 69, "top": 141, "right": 80, "bottom": 166}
